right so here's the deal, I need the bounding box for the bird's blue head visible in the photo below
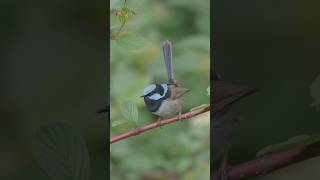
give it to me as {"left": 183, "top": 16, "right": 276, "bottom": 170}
{"left": 141, "top": 83, "right": 170, "bottom": 113}
{"left": 141, "top": 83, "right": 169, "bottom": 100}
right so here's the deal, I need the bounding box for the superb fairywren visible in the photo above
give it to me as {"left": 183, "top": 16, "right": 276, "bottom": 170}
{"left": 141, "top": 40, "right": 190, "bottom": 120}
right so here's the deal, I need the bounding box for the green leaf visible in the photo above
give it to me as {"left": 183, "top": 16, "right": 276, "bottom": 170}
{"left": 33, "top": 123, "right": 90, "bottom": 180}
{"left": 115, "top": 33, "right": 149, "bottom": 51}
{"left": 190, "top": 104, "right": 210, "bottom": 111}
{"left": 119, "top": 7, "right": 136, "bottom": 23}
{"left": 112, "top": 119, "right": 130, "bottom": 127}
{"left": 120, "top": 101, "right": 139, "bottom": 123}
{"left": 256, "top": 134, "right": 320, "bottom": 157}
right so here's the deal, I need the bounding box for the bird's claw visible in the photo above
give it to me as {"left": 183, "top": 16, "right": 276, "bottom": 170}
{"left": 157, "top": 117, "right": 162, "bottom": 128}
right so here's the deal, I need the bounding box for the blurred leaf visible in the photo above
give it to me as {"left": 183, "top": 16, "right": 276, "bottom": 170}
{"left": 118, "top": 7, "right": 137, "bottom": 24}
{"left": 112, "top": 119, "right": 130, "bottom": 127}
{"left": 33, "top": 123, "right": 90, "bottom": 180}
{"left": 190, "top": 104, "right": 210, "bottom": 111}
{"left": 207, "top": 85, "right": 210, "bottom": 96}
{"left": 116, "top": 33, "right": 149, "bottom": 51}
{"left": 111, "top": 120, "right": 136, "bottom": 133}
{"left": 256, "top": 134, "right": 320, "bottom": 157}
{"left": 120, "top": 101, "right": 139, "bottom": 123}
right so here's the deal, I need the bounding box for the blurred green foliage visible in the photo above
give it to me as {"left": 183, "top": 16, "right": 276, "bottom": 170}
{"left": 110, "top": 0, "right": 210, "bottom": 179}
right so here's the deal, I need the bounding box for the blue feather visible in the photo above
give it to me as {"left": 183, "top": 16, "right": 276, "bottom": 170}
{"left": 149, "top": 93, "right": 162, "bottom": 100}
{"left": 161, "top": 84, "right": 168, "bottom": 96}
{"left": 143, "top": 84, "right": 156, "bottom": 96}
{"left": 149, "top": 84, "right": 169, "bottom": 100}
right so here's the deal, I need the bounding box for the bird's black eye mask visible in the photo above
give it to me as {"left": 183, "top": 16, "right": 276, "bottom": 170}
{"left": 154, "top": 84, "right": 164, "bottom": 96}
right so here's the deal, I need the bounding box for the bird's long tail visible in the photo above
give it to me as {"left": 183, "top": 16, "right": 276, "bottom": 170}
{"left": 162, "top": 40, "right": 175, "bottom": 84}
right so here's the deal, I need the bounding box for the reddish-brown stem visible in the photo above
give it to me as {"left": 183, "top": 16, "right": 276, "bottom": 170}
{"left": 212, "top": 142, "right": 320, "bottom": 180}
{"left": 110, "top": 107, "right": 210, "bottom": 144}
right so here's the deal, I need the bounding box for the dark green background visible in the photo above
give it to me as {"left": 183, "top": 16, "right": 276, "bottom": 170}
{"left": 213, "top": 0, "right": 320, "bottom": 165}
{"left": 1, "top": 0, "right": 108, "bottom": 179}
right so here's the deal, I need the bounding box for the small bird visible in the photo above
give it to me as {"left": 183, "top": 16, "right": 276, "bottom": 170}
{"left": 141, "top": 40, "right": 190, "bottom": 123}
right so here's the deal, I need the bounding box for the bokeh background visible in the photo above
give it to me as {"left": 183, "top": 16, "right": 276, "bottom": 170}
{"left": 110, "top": 0, "right": 210, "bottom": 179}
{"left": 1, "top": 0, "right": 107, "bottom": 179}
{"left": 2, "top": 0, "right": 320, "bottom": 179}
{"left": 213, "top": 0, "right": 320, "bottom": 174}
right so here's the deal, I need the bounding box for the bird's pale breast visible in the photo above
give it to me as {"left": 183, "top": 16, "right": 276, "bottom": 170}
{"left": 152, "top": 97, "right": 185, "bottom": 117}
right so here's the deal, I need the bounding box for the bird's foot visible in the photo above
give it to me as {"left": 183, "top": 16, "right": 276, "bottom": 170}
{"left": 156, "top": 117, "right": 162, "bottom": 128}
{"left": 178, "top": 111, "right": 183, "bottom": 122}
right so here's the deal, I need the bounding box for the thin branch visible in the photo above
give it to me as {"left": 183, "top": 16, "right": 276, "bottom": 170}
{"left": 212, "top": 142, "right": 320, "bottom": 180}
{"left": 110, "top": 107, "right": 210, "bottom": 144}
{"left": 115, "top": 22, "right": 125, "bottom": 39}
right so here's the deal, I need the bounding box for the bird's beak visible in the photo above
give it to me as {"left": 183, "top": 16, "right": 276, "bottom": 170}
{"left": 140, "top": 95, "right": 145, "bottom": 98}
{"left": 173, "top": 87, "right": 190, "bottom": 98}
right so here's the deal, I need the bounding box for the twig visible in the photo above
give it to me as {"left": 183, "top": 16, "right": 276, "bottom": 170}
{"left": 212, "top": 142, "right": 320, "bottom": 180}
{"left": 110, "top": 107, "right": 210, "bottom": 144}
{"left": 115, "top": 22, "right": 125, "bottom": 39}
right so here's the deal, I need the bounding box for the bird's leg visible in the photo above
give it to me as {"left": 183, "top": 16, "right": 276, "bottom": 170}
{"left": 156, "top": 116, "right": 162, "bottom": 128}
{"left": 179, "top": 109, "right": 184, "bottom": 122}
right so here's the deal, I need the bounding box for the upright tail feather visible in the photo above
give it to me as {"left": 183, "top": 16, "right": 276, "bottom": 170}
{"left": 162, "top": 40, "right": 175, "bottom": 84}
